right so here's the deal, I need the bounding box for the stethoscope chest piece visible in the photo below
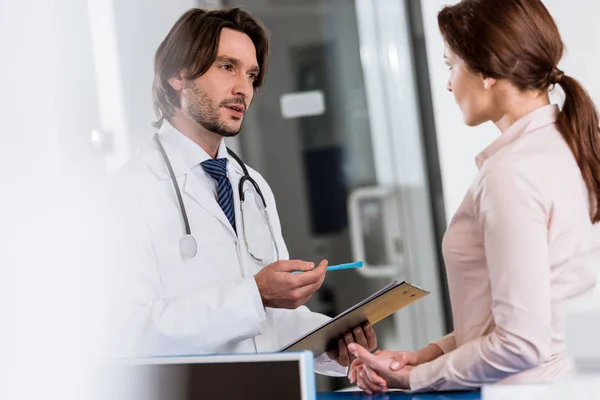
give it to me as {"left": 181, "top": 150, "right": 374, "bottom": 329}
{"left": 180, "top": 234, "right": 197, "bottom": 258}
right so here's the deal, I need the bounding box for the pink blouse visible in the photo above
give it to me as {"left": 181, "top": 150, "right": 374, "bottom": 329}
{"left": 409, "top": 105, "right": 600, "bottom": 391}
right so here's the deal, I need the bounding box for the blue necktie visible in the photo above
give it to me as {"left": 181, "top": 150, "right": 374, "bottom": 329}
{"left": 201, "top": 158, "right": 236, "bottom": 233}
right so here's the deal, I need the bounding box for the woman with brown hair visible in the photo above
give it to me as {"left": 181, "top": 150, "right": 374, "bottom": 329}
{"left": 346, "top": 0, "right": 600, "bottom": 393}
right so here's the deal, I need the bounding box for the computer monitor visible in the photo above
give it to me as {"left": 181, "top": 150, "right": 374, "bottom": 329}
{"left": 95, "top": 351, "right": 316, "bottom": 400}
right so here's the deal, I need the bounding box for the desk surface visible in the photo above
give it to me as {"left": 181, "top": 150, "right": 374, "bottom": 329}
{"left": 317, "top": 390, "right": 481, "bottom": 400}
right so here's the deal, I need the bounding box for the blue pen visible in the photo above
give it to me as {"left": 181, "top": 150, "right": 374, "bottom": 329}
{"left": 291, "top": 261, "right": 363, "bottom": 274}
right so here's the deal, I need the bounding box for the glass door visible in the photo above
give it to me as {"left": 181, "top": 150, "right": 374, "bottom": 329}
{"left": 225, "top": 0, "right": 447, "bottom": 372}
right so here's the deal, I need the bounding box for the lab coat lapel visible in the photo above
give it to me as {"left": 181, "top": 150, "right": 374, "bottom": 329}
{"left": 182, "top": 171, "right": 237, "bottom": 237}
{"left": 147, "top": 128, "right": 237, "bottom": 238}
{"left": 229, "top": 160, "right": 244, "bottom": 242}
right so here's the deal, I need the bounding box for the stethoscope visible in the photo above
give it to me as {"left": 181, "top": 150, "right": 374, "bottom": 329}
{"left": 154, "top": 133, "right": 280, "bottom": 261}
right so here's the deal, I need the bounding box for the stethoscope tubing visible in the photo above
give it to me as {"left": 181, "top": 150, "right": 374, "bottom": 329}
{"left": 154, "top": 133, "right": 279, "bottom": 261}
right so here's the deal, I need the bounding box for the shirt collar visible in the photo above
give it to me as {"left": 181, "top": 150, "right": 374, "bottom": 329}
{"left": 475, "top": 104, "right": 559, "bottom": 169}
{"left": 156, "top": 120, "right": 231, "bottom": 177}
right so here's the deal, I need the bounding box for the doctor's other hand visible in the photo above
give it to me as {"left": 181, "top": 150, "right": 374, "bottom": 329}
{"left": 327, "top": 322, "right": 377, "bottom": 367}
{"left": 254, "top": 259, "right": 327, "bottom": 309}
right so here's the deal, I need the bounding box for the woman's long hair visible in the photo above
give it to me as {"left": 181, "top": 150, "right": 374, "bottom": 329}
{"left": 439, "top": 0, "right": 600, "bottom": 223}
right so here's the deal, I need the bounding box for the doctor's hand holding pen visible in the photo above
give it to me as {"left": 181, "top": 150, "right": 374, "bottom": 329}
{"left": 254, "top": 259, "right": 328, "bottom": 309}
{"left": 254, "top": 258, "right": 378, "bottom": 367}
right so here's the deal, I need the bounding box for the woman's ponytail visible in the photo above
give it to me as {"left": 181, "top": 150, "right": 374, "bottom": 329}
{"left": 555, "top": 75, "right": 600, "bottom": 223}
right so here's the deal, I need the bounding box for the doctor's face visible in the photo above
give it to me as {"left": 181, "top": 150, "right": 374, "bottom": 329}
{"left": 180, "top": 28, "right": 259, "bottom": 137}
{"left": 445, "top": 46, "right": 494, "bottom": 127}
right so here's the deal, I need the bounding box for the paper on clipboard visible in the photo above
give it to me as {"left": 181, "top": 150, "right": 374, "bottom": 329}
{"left": 279, "top": 281, "right": 429, "bottom": 357}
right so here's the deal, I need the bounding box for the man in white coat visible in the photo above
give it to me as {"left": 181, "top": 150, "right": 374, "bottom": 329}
{"left": 108, "top": 7, "right": 376, "bottom": 376}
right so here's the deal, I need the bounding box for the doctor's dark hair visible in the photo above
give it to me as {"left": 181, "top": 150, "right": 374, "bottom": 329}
{"left": 438, "top": 0, "right": 600, "bottom": 223}
{"left": 152, "top": 7, "right": 269, "bottom": 128}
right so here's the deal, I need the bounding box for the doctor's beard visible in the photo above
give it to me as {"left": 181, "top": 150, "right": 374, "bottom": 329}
{"left": 181, "top": 79, "right": 246, "bottom": 137}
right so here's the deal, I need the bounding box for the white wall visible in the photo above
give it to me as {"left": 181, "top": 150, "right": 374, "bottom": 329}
{"left": 2, "top": 2, "right": 227, "bottom": 399}
{"left": 1, "top": 0, "right": 107, "bottom": 399}
{"left": 421, "top": 0, "right": 600, "bottom": 221}
{"left": 88, "top": 0, "right": 220, "bottom": 171}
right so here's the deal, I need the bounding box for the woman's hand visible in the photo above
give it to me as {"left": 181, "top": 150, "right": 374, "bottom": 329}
{"left": 357, "top": 363, "right": 414, "bottom": 394}
{"left": 347, "top": 343, "right": 417, "bottom": 394}
{"left": 348, "top": 348, "right": 420, "bottom": 384}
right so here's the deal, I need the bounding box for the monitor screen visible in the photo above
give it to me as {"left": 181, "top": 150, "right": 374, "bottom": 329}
{"left": 95, "top": 355, "right": 308, "bottom": 400}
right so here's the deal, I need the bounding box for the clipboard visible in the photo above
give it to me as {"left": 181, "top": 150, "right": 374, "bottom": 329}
{"left": 279, "top": 280, "right": 429, "bottom": 357}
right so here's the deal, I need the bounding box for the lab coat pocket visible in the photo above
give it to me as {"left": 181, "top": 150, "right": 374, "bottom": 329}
{"left": 159, "top": 239, "right": 240, "bottom": 297}
{"left": 151, "top": 206, "right": 239, "bottom": 297}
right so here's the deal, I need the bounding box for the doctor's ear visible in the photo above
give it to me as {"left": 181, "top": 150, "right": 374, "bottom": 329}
{"left": 168, "top": 69, "right": 188, "bottom": 92}
{"left": 481, "top": 75, "right": 497, "bottom": 90}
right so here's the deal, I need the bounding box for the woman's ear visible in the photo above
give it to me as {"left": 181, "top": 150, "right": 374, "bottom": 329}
{"left": 481, "top": 75, "right": 497, "bottom": 90}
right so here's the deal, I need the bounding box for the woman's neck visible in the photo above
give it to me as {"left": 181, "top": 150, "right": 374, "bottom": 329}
{"left": 493, "top": 91, "right": 551, "bottom": 133}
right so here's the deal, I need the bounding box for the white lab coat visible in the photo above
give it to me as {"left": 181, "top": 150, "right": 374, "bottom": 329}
{"left": 106, "top": 121, "right": 345, "bottom": 376}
